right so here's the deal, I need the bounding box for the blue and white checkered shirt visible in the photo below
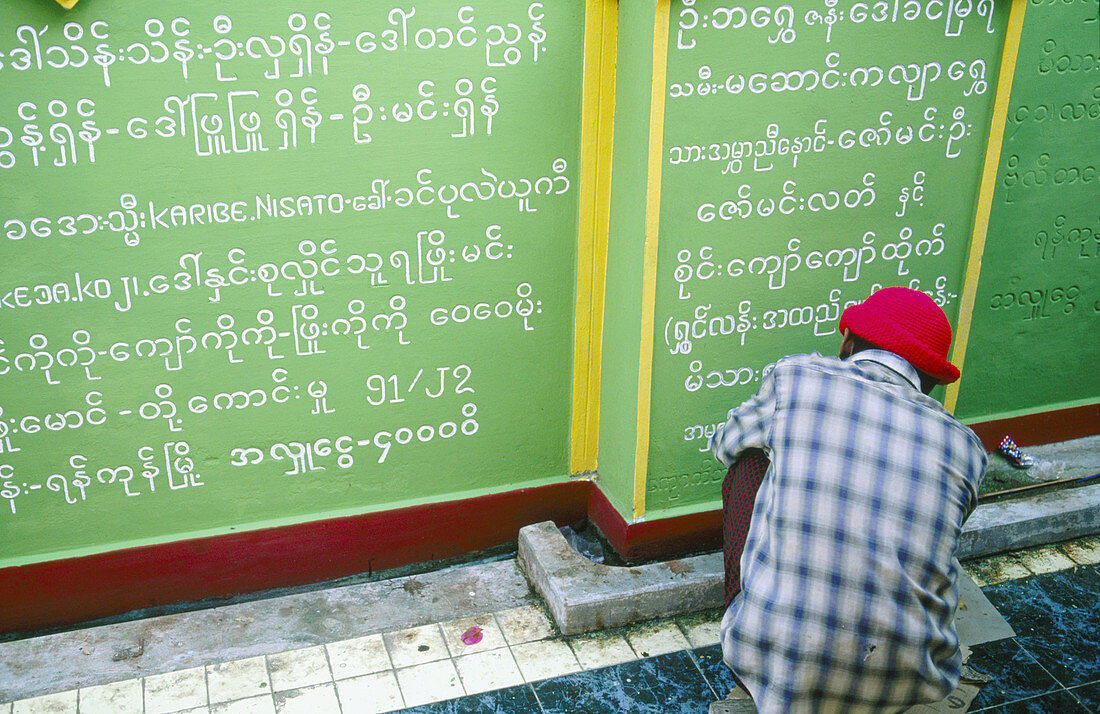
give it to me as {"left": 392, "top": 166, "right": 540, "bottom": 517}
{"left": 710, "top": 350, "right": 986, "bottom": 713}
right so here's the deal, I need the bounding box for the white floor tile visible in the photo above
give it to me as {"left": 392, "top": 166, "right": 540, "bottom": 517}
{"left": 12, "top": 691, "right": 77, "bottom": 714}
{"left": 78, "top": 679, "right": 142, "bottom": 714}
{"left": 962, "top": 565, "right": 987, "bottom": 587}
{"left": 384, "top": 624, "right": 449, "bottom": 668}
{"left": 145, "top": 667, "right": 208, "bottom": 714}
{"left": 440, "top": 614, "right": 508, "bottom": 656}
{"left": 1017, "top": 545, "right": 1078, "bottom": 574}
{"left": 207, "top": 656, "right": 271, "bottom": 703}
{"left": 454, "top": 648, "right": 524, "bottom": 695}
{"left": 511, "top": 638, "right": 581, "bottom": 682}
{"left": 626, "top": 621, "right": 691, "bottom": 658}
{"left": 568, "top": 633, "right": 638, "bottom": 669}
{"left": 273, "top": 683, "right": 340, "bottom": 714}
{"left": 975, "top": 554, "right": 1032, "bottom": 584}
{"left": 267, "top": 646, "right": 332, "bottom": 692}
{"left": 1062, "top": 536, "right": 1100, "bottom": 565}
{"left": 326, "top": 634, "right": 392, "bottom": 680}
{"left": 494, "top": 606, "right": 555, "bottom": 645}
{"left": 210, "top": 695, "right": 276, "bottom": 714}
{"left": 678, "top": 615, "right": 722, "bottom": 648}
{"left": 394, "top": 659, "right": 464, "bottom": 707}
{"left": 335, "top": 670, "right": 405, "bottom": 713}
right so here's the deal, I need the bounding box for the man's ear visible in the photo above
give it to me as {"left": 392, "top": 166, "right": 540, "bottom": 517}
{"left": 839, "top": 330, "right": 856, "bottom": 359}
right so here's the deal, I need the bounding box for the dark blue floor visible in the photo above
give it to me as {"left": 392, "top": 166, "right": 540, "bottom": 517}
{"left": 967, "top": 563, "right": 1100, "bottom": 712}
{"left": 400, "top": 563, "right": 1099, "bottom": 713}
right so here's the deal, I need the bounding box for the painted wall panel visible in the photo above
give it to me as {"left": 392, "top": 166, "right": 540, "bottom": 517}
{"left": 0, "top": 1, "right": 585, "bottom": 567}
{"left": 640, "top": 1, "right": 1011, "bottom": 518}
{"left": 953, "top": 0, "right": 1100, "bottom": 422}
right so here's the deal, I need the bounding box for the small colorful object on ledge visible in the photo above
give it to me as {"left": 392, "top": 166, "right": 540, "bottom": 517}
{"left": 996, "top": 435, "right": 1036, "bottom": 469}
{"left": 459, "top": 625, "right": 483, "bottom": 646}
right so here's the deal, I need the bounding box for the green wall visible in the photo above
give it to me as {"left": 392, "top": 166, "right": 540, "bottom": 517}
{"left": 643, "top": 0, "right": 1011, "bottom": 517}
{"left": 595, "top": 1, "right": 1038, "bottom": 523}
{"left": 0, "top": 0, "right": 584, "bottom": 567}
{"left": 2, "top": 0, "right": 1097, "bottom": 566}
{"left": 954, "top": 0, "right": 1100, "bottom": 421}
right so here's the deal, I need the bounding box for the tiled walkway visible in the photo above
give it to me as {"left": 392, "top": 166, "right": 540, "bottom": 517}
{"left": 3, "top": 606, "right": 723, "bottom": 714}
{"left": 4, "top": 538, "right": 1099, "bottom": 713}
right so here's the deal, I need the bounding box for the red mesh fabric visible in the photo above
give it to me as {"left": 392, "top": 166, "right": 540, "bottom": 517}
{"left": 722, "top": 449, "right": 769, "bottom": 607}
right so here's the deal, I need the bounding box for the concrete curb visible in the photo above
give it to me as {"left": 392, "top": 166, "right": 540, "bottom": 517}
{"left": 519, "top": 483, "right": 1100, "bottom": 636}
{"left": 958, "top": 482, "right": 1100, "bottom": 559}
{"left": 518, "top": 521, "right": 723, "bottom": 635}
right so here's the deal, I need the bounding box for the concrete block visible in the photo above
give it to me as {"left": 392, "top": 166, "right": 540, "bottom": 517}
{"left": 517, "top": 522, "right": 723, "bottom": 635}
{"left": 959, "top": 483, "right": 1100, "bottom": 559}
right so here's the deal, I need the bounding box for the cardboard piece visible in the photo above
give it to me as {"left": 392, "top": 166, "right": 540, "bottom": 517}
{"left": 956, "top": 563, "right": 1017, "bottom": 647}
{"left": 902, "top": 664, "right": 994, "bottom": 713}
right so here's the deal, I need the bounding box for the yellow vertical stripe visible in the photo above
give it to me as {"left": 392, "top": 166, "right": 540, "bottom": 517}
{"left": 633, "top": 1, "right": 672, "bottom": 520}
{"left": 945, "top": 0, "right": 1028, "bottom": 413}
{"left": 585, "top": 1, "right": 618, "bottom": 468}
{"left": 572, "top": 1, "right": 618, "bottom": 474}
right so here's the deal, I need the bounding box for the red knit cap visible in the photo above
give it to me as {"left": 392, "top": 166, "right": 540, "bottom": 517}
{"left": 838, "top": 287, "right": 960, "bottom": 384}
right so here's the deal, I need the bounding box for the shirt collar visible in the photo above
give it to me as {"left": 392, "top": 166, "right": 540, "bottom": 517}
{"left": 850, "top": 350, "right": 922, "bottom": 391}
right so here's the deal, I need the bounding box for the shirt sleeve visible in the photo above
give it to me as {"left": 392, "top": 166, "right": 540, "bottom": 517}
{"left": 709, "top": 365, "right": 778, "bottom": 467}
{"left": 962, "top": 447, "right": 988, "bottom": 520}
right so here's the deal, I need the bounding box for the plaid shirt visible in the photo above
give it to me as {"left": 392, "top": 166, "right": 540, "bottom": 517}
{"left": 710, "top": 350, "right": 986, "bottom": 713}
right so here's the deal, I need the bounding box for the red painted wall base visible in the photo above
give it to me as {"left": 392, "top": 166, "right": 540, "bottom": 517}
{"left": 965, "top": 402, "right": 1100, "bottom": 450}
{"left": 588, "top": 484, "right": 721, "bottom": 563}
{"left": 0, "top": 482, "right": 590, "bottom": 636}
{"left": 0, "top": 475, "right": 724, "bottom": 637}
{"left": 3, "top": 402, "right": 1094, "bottom": 636}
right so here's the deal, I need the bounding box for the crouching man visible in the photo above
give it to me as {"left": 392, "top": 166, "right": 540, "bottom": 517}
{"left": 710, "top": 287, "right": 987, "bottom": 713}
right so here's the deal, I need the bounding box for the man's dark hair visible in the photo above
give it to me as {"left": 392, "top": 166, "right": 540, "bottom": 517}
{"left": 848, "top": 334, "right": 938, "bottom": 395}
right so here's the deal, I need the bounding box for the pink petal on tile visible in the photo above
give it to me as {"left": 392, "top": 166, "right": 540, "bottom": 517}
{"left": 460, "top": 626, "right": 484, "bottom": 646}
